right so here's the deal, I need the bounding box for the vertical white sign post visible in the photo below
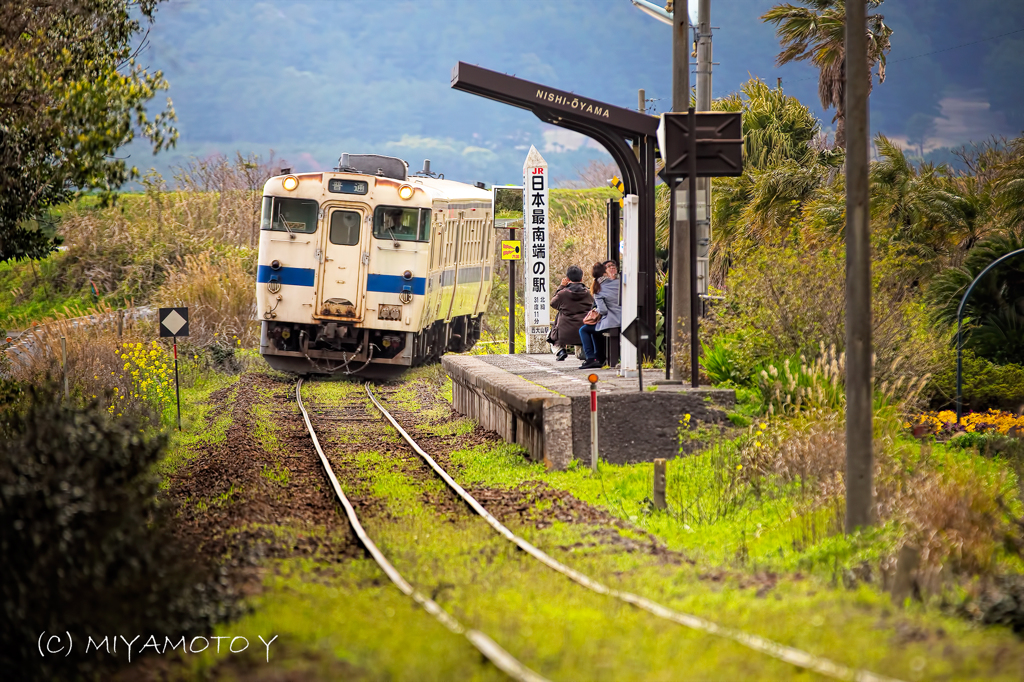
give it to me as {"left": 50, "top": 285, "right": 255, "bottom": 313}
{"left": 523, "top": 146, "right": 550, "bottom": 353}
{"left": 619, "top": 194, "right": 639, "bottom": 377}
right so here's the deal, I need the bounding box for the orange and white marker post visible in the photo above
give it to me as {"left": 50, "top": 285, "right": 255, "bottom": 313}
{"left": 589, "top": 373, "right": 599, "bottom": 471}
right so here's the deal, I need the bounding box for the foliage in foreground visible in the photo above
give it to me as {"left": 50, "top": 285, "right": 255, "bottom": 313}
{"left": 0, "top": 0, "right": 177, "bottom": 262}
{"left": 0, "top": 382, "right": 231, "bottom": 681}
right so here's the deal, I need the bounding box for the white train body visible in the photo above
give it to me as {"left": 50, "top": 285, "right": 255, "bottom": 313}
{"left": 256, "top": 154, "right": 494, "bottom": 374}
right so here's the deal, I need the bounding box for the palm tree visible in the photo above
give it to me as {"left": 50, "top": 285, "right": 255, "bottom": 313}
{"left": 762, "top": 0, "right": 893, "bottom": 148}
{"left": 707, "top": 78, "right": 842, "bottom": 285}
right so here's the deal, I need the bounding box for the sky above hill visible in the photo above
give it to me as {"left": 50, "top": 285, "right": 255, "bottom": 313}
{"left": 128, "top": 0, "right": 1024, "bottom": 187}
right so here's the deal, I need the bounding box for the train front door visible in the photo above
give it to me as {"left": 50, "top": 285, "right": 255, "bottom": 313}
{"left": 316, "top": 205, "right": 368, "bottom": 320}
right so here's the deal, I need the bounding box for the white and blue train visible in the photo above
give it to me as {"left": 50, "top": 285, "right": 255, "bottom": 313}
{"left": 256, "top": 154, "right": 495, "bottom": 374}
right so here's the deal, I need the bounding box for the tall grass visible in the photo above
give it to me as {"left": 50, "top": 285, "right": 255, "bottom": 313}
{"left": 4, "top": 152, "right": 280, "bottom": 331}
{"left": 7, "top": 304, "right": 172, "bottom": 425}
{"left": 155, "top": 251, "right": 259, "bottom": 348}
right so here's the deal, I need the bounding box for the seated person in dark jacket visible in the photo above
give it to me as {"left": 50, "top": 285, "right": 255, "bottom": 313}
{"left": 549, "top": 265, "right": 593, "bottom": 361}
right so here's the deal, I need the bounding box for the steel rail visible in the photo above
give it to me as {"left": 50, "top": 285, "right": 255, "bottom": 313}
{"left": 295, "top": 379, "right": 550, "bottom": 682}
{"left": 365, "top": 382, "right": 904, "bottom": 682}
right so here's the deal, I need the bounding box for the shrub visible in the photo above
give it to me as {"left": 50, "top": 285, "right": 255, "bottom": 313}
{"left": 703, "top": 334, "right": 745, "bottom": 385}
{"left": 742, "top": 408, "right": 1018, "bottom": 580}
{"left": 914, "top": 409, "right": 1024, "bottom": 439}
{"left": 708, "top": 243, "right": 946, "bottom": 390}
{"left": 928, "top": 349, "right": 1024, "bottom": 412}
{"left": 0, "top": 382, "right": 231, "bottom": 680}
{"left": 755, "top": 344, "right": 931, "bottom": 417}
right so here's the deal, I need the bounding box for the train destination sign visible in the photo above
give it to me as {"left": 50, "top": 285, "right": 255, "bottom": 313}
{"left": 328, "top": 178, "right": 369, "bottom": 194}
{"left": 501, "top": 240, "right": 522, "bottom": 260}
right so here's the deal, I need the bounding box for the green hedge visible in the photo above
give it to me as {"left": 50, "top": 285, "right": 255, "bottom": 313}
{"left": 0, "top": 382, "right": 232, "bottom": 680}
{"left": 929, "top": 350, "right": 1024, "bottom": 412}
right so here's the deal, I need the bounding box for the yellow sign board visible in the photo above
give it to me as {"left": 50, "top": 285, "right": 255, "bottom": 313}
{"left": 501, "top": 240, "right": 522, "bottom": 260}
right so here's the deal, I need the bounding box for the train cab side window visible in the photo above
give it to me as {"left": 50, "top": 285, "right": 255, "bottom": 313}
{"left": 373, "top": 206, "right": 430, "bottom": 242}
{"left": 260, "top": 197, "right": 319, "bottom": 233}
{"left": 329, "top": 210, "right": 361, "bottom": 246}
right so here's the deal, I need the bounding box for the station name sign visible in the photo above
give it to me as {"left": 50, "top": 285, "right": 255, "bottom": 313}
{"left": 451, "top": 62, "right": 658, "bottom": 137}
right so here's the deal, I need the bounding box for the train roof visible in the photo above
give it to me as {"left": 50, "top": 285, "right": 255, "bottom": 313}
{"left": 405, "top": 176, "right": 492, "bottom": 204}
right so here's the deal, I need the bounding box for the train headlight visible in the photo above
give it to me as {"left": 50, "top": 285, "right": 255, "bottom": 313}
{"left": 398, "top": 185, "right": 414, "bottom": 200}
{"left": 270, "top": 259, "right": 282, "bottom": 270}
{"left": 282, "top": 176, "right": 299, "bottom": 191}
{"left": 402, "top": 270, "right": 413, "bottom": 281}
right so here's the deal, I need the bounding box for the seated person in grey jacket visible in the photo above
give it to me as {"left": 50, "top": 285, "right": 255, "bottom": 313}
{"left": 579, "top": 260, "right": 620, "bottom": 369}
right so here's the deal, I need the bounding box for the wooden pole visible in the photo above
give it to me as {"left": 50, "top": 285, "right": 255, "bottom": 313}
{"left": 845, "top": 0, "right": 874, "bottom": 532}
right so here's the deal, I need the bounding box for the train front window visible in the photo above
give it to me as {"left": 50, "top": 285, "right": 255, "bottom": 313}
{"left": 373, "top": 206, "right": 429, "bottom": 242}
{"left": 329, "top": 210, "right": 361, "bottom": 246}
{"left": 260, "top": 197, "right": 319, "bottom": 234}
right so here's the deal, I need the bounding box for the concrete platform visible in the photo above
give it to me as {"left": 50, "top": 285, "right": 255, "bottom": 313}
{"left": 442, "top": 353, "right": 735, "bottom": 470}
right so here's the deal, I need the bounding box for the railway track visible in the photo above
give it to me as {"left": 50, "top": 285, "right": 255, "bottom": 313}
{"left": 296, "top": 378, "right": 549, "bottom": 682}
{"left": 297, "top": 377, "right": 904, "bottom": 682}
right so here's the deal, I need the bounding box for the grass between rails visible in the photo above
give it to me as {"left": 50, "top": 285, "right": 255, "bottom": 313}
{"left": 196, "top": 380, "right": 815, "bottom": 681}
{"left": 189, "top": 372, "right": 1022, "bottom": 681}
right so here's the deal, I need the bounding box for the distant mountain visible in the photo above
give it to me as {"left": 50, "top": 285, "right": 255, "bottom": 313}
{"left": 123, "top": 0, "right": 1023, "bottom": 187}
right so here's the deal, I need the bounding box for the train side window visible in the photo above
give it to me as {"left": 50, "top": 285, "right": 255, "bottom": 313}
{"left": 261, "top": 197, "right": 319, "bottom": 233}
{"left": 329, "top": 210, "right": 361, "bottom": 245}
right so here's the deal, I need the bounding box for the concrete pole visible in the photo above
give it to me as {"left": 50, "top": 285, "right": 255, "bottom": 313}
{"left": 845, "top": 0, "right": 874, "bottom": 532}
{"left": 696, "top": 0, "right": 712, "bottom": 110}
{"left": 696, "top": 0, "right": 712, "bottom": 311}
{"left": 669, "top": 1, "right": 690, "bottom": 381}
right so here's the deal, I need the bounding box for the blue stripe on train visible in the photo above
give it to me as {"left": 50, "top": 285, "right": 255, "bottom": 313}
{"left": 257, "top": 265, "right": 315, "bottom": 287}
{"left": 366, "top": 274, "right": 426, "bottom": 295}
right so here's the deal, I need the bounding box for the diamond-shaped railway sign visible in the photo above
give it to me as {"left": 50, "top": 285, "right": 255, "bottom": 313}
{"left": 620, "top": 316, "right": 654, "bottom": 349}
{"left": 159, "top": 307, "right": 189, "bottom": 337}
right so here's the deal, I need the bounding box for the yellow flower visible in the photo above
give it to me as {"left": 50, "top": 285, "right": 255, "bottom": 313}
{"left": 758, "top": 422, "right": 767, "bottom": 430}
{"left": 736, "top": 464, "right": 743, "bottom": 471}
{"left": 755, "top": 441, "right": 762, "bottom": 448}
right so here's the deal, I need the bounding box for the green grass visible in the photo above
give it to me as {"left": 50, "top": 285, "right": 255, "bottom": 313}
{"left": 158, "top": 373, "right": 240, "bottom": 482}
{"left": 193, "top": 436, "right": 1024, "bottom": 680}
{"left": 0, "top": 253, "right": 106, "bottom": 329}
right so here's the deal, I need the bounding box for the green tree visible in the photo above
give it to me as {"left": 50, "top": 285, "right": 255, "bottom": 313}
{"left": 761, "top": 0, "right": 892, "bottom": 148}
{"left": 708, "top": 78, "right": 841, "bottom": 284}
{"left": 870, "top": 134, "right": 962, "bottom": 276}
{"left": 0, "top": 0, "right": 177, "bottom": 263}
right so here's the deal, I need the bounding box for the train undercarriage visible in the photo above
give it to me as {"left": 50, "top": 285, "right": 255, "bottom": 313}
{"left": 259, "top": 315, "right": 482, "bottom": 376}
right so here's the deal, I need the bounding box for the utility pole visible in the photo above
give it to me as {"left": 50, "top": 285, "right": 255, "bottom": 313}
{"left": 845, "top": 0, "right": 873, "bottom": 533}
{"left": 669, "top": 0, "right": 690, "bottom": 382}
{"left": 695, "top": 0, "right": 712, "bottom": 318}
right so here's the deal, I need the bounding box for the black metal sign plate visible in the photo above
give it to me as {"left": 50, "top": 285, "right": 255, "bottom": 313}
{"left": 660, "top": 111, "right": 743, "bottom": 178}
{"left": 159, "top": 307, "right": 189, "bottom": 338}
{"left": 620, "top": 316, "right": 654, "bottom": 349}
